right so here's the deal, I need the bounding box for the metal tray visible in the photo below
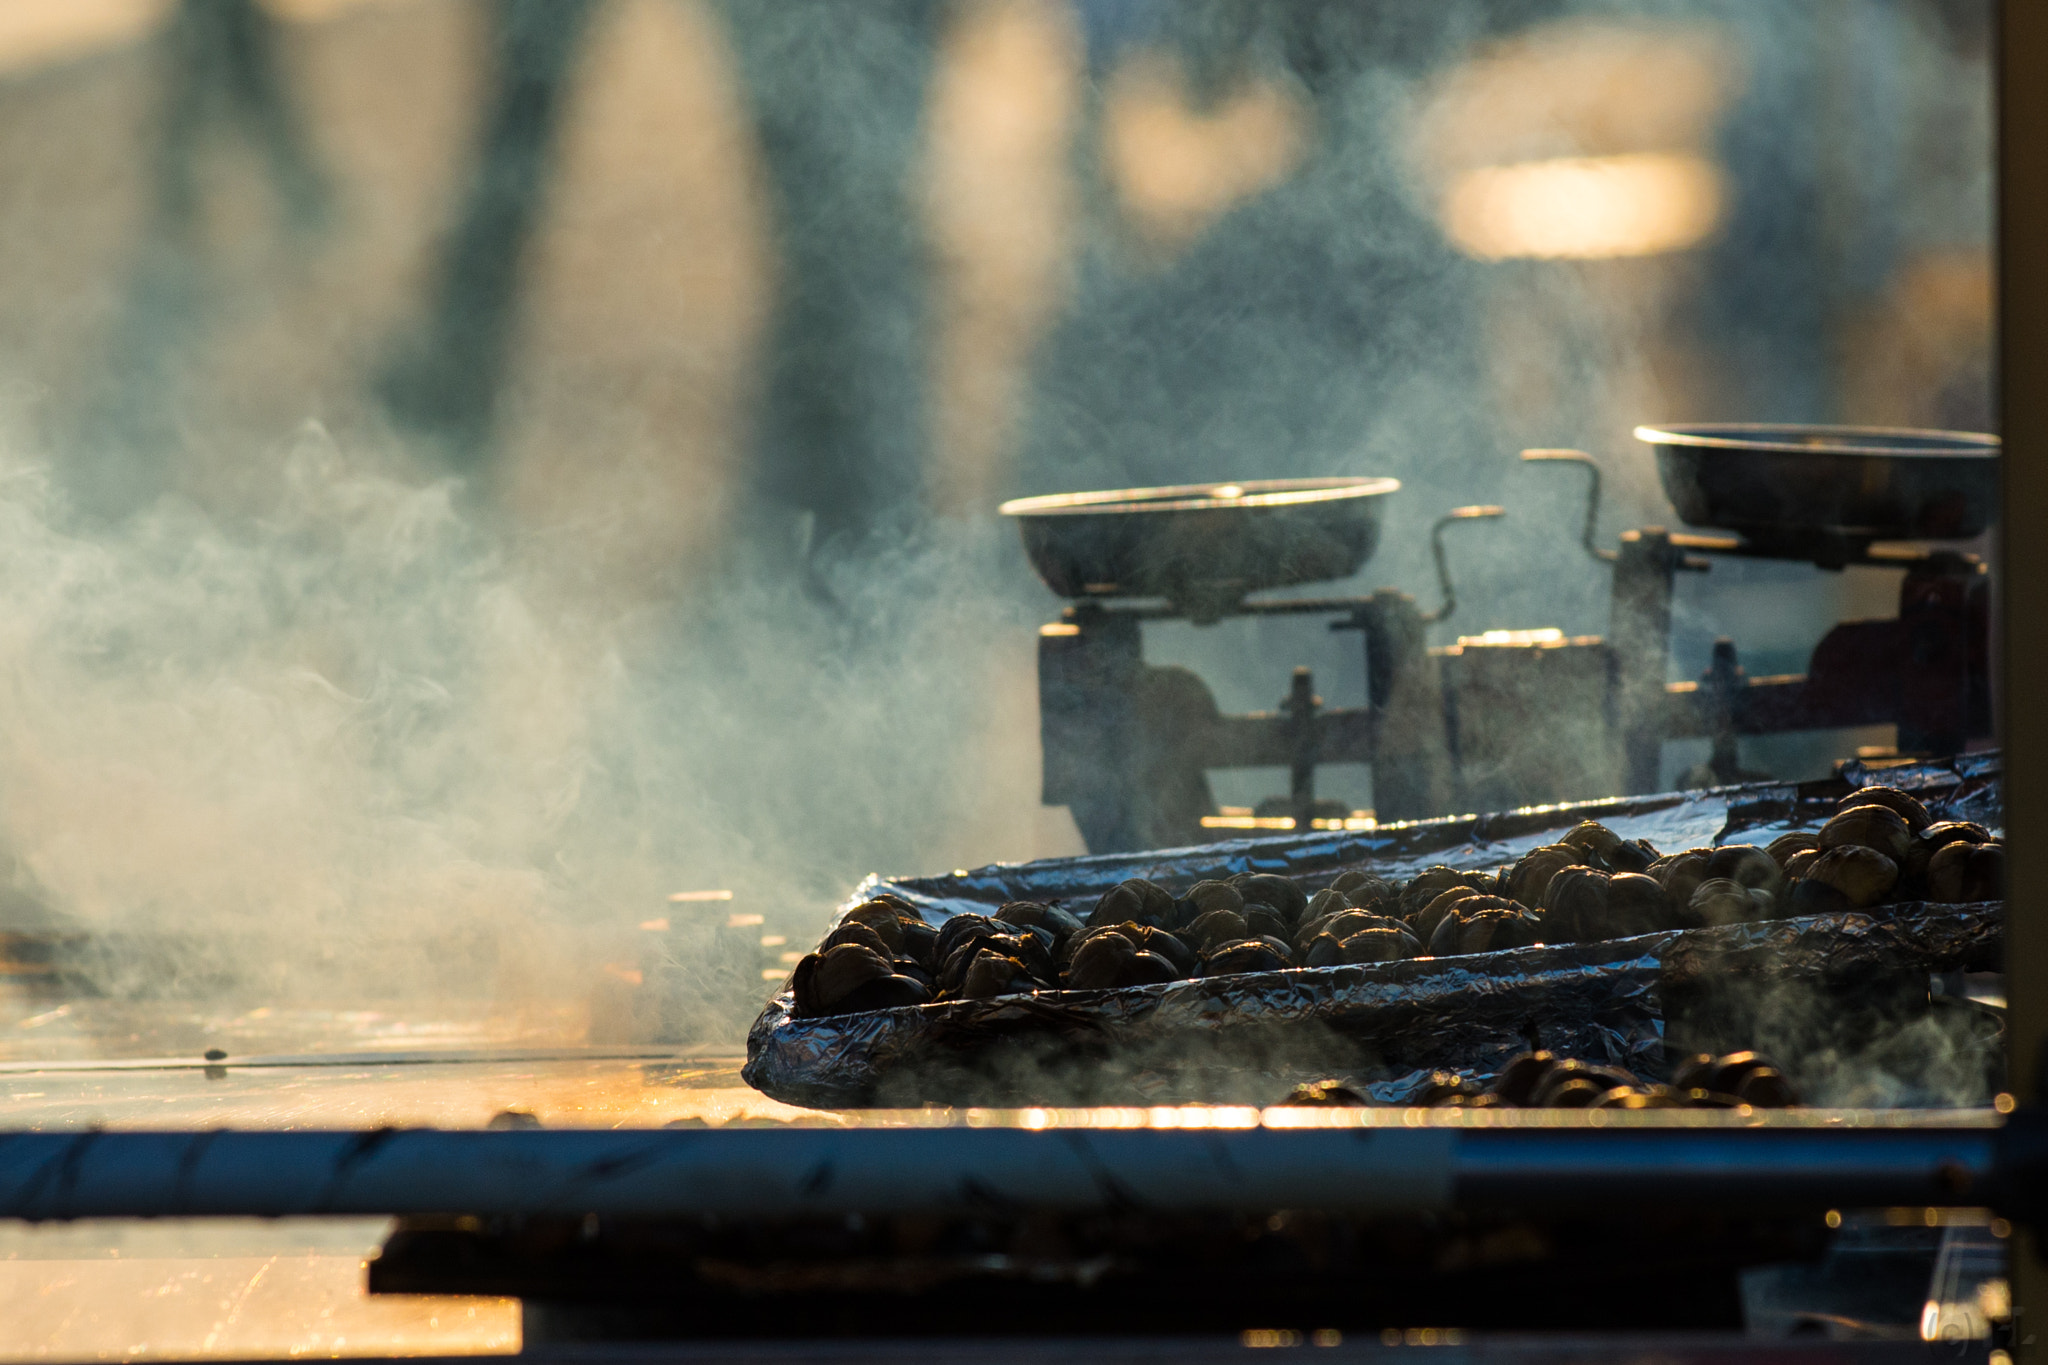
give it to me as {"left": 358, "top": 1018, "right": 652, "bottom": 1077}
{"left": 744, "top": 755, "right": 2003, "bottom": 1108}
{"left": 999, "top": 477, "right": 1398, "bottom": 614}
{"left": 1637, "top": 423, "right": 1998, "bottom": 554}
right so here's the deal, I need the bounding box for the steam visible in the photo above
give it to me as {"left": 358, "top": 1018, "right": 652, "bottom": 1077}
{"left": 1678, "top": 974, "right": 2000, "bottom": 1109}
{"left": 0, "top": 423, "right": 1052, "bottom": 1013}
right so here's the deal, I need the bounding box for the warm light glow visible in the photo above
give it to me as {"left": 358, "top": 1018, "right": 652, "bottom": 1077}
{"left": 1201, "top": 815, "right": 1296, "bottom": 831}
{"left": 1103, "top": 53, "right": 1307, "bottom": 250}
{"left": 1456, "top": 628, "right": 1569, "bottom": 647}
{"left": 1199, "top": 813, "right": 1378, "bottom": 832}
{"left": 261, "top": 0, "right": 417, "bottom": 22}
{"left": 1443, "top": 152, "right": 1724, "bottom": 260}
{"left": 0, "top": 0, "right": 166, "bottom": 78}
{"left": 1243, "top": 1330, "right": 1303, "bottom": 1349}
{"left": 638, "top": 917, "right": 669, "bottom": 932}
{"left": 668, "top": 889, "right": 734, "bottom": 902}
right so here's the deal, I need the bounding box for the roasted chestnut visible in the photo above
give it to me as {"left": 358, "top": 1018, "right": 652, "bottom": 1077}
{"left": 1202, "top": 939, "right": 1292, "bottom": 976}
{"left": 1063, "top": 931, "right": 1137, "bottom": 989}
{"left": 1654, "top": 849, "right": 1712, "bottom": 908}
{"left": 820, "top": 921, "right": 895, "bottom": 958}
{"left": 1506, "top": 844, "right": 1581, "bottom": 909}
{"left": 1400, "top": 866, "right": 1476, "bottom": 919}
{"left": 1410, "top": 886, "right": 1480, "bottom": 942}
{"left": 1927, "top": 840, "right": 2004, "bottom": 903}
{"left": 1086, "top": 882, "right": 1146, "bottom": 929}
{"left": 1559, "top": 820, "right": 1622, "bottom": 862}
{"left": 995, "top": 900, "right": 1083, "bottom": 940}
{"left": 1705, "top": 844, "right": 1783, "bottom": 899}
{"left": 1452, "top": 906, "right": 1539, "bottom": 954}
{"left": 794, "top": 942, "right": 897, "bottom": 1016}
{"left": 1600, "top": 871, "right": 1669, "bottom": 938}
{"left": 961, "top": 948, "right": 1035, "bottom": 999}
{"left": 1302, "top": 888, "right": 1348, "bottom": 921}
{"left": 1128, "top": 924, "right": 1197, "bottom": 974}
{"left": 1240, "top": 874, "right": 1307, "bottom": 921}
{"left": 1186, "top": 879, "right": 1246, "bottom": 916}
{"left": 1244, "top": 907, "right": 1292, "bottom": 942}
{"left": 1541, "top": 865, "right": 1611, "bottom": 942}
{"left": 1687, "top": 877, "right": 1755, "bottom": 927}
{"left": 1765, "top": 831, "right": 1820, "bottom": 868}
{"left": 1920, "top": 820, "right": 1992, "bottom": 851}
{"left": 899, "top": 918, "right": 940, "bottom": 967}
{"left": 1804, "top": 845, "right": 1899, "bottom": 908}
{"left": 1341, "top": 926, "right": 1415, "bottom": 963}
{"left": 1489, "top": 1051, "right": 1556, "bottom": 1105}
{"left": 1839, "top": 784, "right": 1931, "bottom": 833}
{"left": 841, "top": 901, "right": 910, "bottom": 949}
{"left": 1283, "top": 1079, "right": 1369, "bottom": 1107}
{"left": 1819, "top": 804, "right": 1914, "bottom": 864}
{"left": 831, "top": 973, "right": 932, "bottom": 1013}
{"left": 934, "top": 913, "right": 996, "bottom": 965}
{"left": 1331, "top": 870, "right": 1394, "bottom": 903}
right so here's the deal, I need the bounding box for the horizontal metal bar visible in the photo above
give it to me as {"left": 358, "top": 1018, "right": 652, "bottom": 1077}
{"left": 1454, "top": 1127, "right": 1994, "bottom": 1209}
{"left": 1207, "top": 707, "right": 1378, "bottom": 768}
{"left": 1663, "top": 674, "right": 1897, "bottom": 737}
{"left": 0, "top": 1123, "right": 2000, "bottom": 1221}
{"left": 1084, "top": 596, "right": 1379, "bottom": 623}
{"left": 0, "top": 1127, "right": 1455, "bottom": 1220}
{"left": 0, "top": 1048, "right": 717, "bottom": 1077}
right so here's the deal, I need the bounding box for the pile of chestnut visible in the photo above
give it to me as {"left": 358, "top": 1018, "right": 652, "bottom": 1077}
{"left": 784, "top": 784, "right": 2000, "bottom": 1019}
{"left": 1287, "top": 1050, "right": 1799, "bottom": 1111}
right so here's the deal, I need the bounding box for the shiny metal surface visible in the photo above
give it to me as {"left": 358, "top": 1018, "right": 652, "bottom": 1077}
{"left": 0, "top": 991, "right": 808, "bottom": 1359}
{"left": 0, "top": 1108, "right": 2001, "bottom": 1222}
{"left": 1635, "top": 423, "right": 1999, "bottom": 551}
{"left": 1001, "top": 477, "right": 1398, "bottom": 611}
{"left": 747, "top": 754, "right": 2003, "bottom": 1108}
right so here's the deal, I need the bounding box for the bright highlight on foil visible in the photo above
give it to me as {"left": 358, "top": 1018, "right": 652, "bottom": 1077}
{"left": 1200, "top": 808, "right": 1379, "bottom": 832}
{"left": 1443, "top": 152, "right": 1724, "bottom": 260}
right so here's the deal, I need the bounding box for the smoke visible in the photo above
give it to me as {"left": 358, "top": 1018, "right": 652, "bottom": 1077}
{"left": 0, "top": 421, "right": 1051, "bottom": 1017}
{"left": 1672, "top": 973, "right": 2001, "bottom": 1109}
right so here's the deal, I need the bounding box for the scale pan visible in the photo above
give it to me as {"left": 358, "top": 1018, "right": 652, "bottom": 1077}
{"left": 1638, "top": 423, "right": 1998, "bottom": 554}
{"left": 1000, "top": 477, "right": 1399, "bottom": 611}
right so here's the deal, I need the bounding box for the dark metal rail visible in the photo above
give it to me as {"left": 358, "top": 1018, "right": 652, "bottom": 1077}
{"left": 0, "top": 1121, "right": 2010, "bottom": 1221}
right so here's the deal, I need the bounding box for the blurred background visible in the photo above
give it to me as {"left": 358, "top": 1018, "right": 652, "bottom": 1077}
{"left": 0, "top": 9, "right": 1997, "bottom": 1348}
{"left": 0, "top": 0, "right": 1995, "bottom": 1000}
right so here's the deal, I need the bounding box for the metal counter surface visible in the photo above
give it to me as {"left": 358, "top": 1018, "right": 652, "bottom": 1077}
{"left": 0, "top": 992, "right": 810, "bottom": 1360}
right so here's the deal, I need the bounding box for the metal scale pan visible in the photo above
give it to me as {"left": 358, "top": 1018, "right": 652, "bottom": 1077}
{"left": 1000, "top": 476, "right": 1399, "bottom": 617}
{"left": 1636, "top": 422, "right": 1999, "bottom": 560}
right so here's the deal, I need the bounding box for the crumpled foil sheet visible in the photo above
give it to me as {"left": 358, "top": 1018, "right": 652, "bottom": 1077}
{"left": 744, "top": 754, "right": 2002, "bottom": 1109}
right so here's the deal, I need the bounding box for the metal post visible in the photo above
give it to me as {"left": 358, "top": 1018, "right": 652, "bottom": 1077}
{"left": 1610, "top": 529, "right": 1684, "bottom": 792}
{"left": 1037, "top": 608, "right": 1142, "bottom": 853}
{"left": 1284, "top": 666, "right": 1320, "bottom": 828}
{"left": 1351, "top": 589, "right": 1438, "bottom": 821}
{"left": 2002, "top": 0, "right": 2048, "bottom": 1352}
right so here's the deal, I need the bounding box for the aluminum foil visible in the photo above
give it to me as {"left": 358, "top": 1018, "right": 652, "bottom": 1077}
{"left": 745, "top": 755, "right": 2003, "bottom": 1109}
